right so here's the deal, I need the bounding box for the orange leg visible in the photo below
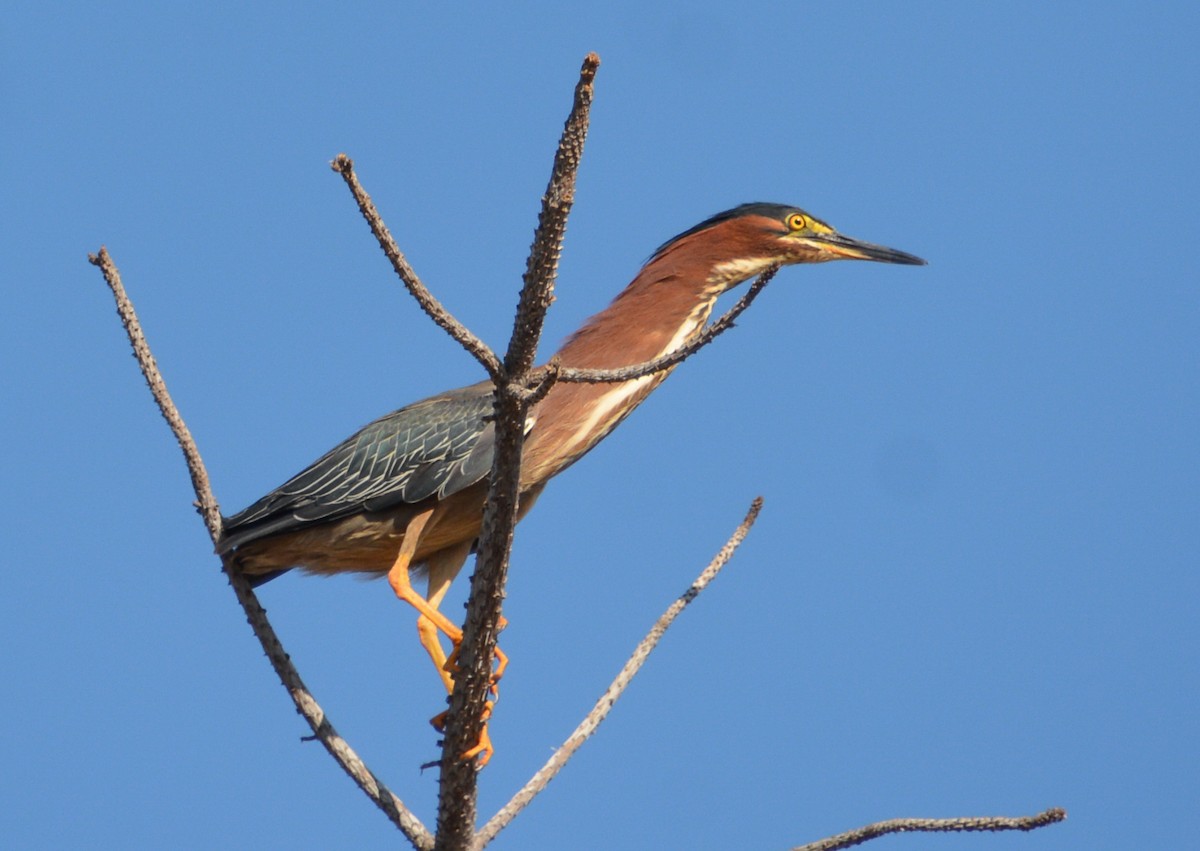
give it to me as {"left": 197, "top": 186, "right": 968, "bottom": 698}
{"left": 416, "top": 615, "right": 456, "bottom": 694}
{"left": 386, "top": 509, "right": 463, "bottom": 650}
{"left": 386, "top": 513, "right": 499, "bottom": 764}
{"left": 418, "top": 539, "right": 472, "bottom": 694}
{"left": 421, "top": 541, "right": 508, "bottom": 695}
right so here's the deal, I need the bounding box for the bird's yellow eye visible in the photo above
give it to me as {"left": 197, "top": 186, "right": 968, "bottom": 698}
{"left": 786, "top": 213, "right": 808, "bottom": 231}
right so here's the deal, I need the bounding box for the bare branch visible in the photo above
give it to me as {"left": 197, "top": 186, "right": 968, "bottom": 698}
{"left": 331, "top": 154, "right": 503, "bottom": 381}
{"left": 88, "top": 248, "right": 435, "bottom": 851}
{"left": 790, "top": 807, "right": 1067, "bottom": 851}
{"left": 557, "top": 264, "right": 779, "bottom": 384}
{"left": 89, "top": 247, "right": 222, "bottom": 538}
{"left": 506, "top": 52, "right": 600, "bottom": 375}
{"left": 475, "top": 497, "right": 764, "bottom": 849}
{"left": 434, "top": 53, "right": 600, "bottom": 851}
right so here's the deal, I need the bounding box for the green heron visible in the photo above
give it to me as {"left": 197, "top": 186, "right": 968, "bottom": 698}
{"left": 218, "top": 202, "right": 925, "bottom": 762}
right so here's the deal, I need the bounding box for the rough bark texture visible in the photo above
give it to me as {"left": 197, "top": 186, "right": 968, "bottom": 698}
{"left": 433, "top": 53, "right": 599, "bottom": 851}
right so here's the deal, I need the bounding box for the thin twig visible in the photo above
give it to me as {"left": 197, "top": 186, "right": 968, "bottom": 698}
{"left": 331, "top": 154, "right": 503, "bottom": 381}
{"left": 474, "top": 497, "right": 764, "bottom": 849}
{"left": 515, "top": 358, "right": 561, "bottom": 407}
{"left": 790, "top": 807, "right": 1067, "bottom": 851}
{"left": 557, "top": 265, "right": 779, "bottom": 384}
{"left": 435, "top": 53, "right": 600, "bottom": 851}
{"left": 88, "top": 248, "right": 435, "bottom": 851}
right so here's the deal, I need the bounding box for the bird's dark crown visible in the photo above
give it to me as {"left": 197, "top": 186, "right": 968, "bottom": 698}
{"left": 650, "top": 202, "right": 809, "bottom": 261}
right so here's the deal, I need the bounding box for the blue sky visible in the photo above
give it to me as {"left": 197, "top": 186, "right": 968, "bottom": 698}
{"left": 4, "top": 3, "right": 1197, "bottom": 849}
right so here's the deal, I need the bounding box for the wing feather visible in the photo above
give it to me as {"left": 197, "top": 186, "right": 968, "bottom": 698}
{"left": 218, "top": 383, "right": 495, "bottom": 551}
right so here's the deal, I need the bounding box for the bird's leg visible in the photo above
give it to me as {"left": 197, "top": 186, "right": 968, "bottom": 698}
{"left": 415, "top": 617, "right": 455, "bottom": 694}
{"left": 419, "top": 540, "right": 473, "bottom": 695}
{"left": 423, "top": 540, "right": 508, "bottom": 697}
{"left": 386, "top": 509, "right": 464, "bottom": 677}
{"left": 389, "top": 519, "right": 500, "bottom": 764}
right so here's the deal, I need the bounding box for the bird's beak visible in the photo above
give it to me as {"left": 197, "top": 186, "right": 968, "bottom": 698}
{"left": 801, "top": 232, "right": 927, "bottom": 265}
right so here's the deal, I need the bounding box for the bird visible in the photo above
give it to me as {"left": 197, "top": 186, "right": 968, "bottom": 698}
{"left": 217, "top": 202, "right": 925, "bottom": 763}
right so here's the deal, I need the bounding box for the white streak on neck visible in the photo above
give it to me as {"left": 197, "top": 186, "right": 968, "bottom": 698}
{"left": 708, "top": 257, "right": 775, "bottom": 289}
{"left": 555, "top": 301, "right": 714, "bottom": 462}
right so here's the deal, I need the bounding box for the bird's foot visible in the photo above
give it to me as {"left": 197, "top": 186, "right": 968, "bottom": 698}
{"left": 429, "top": 701, "right": 495, "bottom": 766}
{"left": 461, "top": 702, "right": 494, "bottom": 765}
{"left": 444, "top": 624, "right": 507, "bottom": 698}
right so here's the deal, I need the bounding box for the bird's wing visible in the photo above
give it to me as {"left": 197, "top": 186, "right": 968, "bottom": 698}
{"left": 218, "top": 383, "right": 496, "bottom": 551}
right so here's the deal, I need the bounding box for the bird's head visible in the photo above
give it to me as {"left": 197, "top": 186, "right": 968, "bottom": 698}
{"left": 650, "top": 202, "right": 925, "bottom": 290}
